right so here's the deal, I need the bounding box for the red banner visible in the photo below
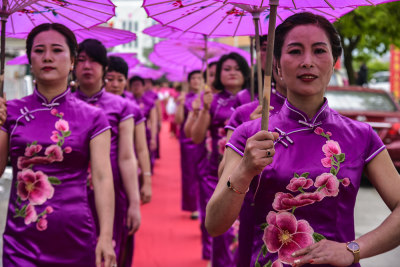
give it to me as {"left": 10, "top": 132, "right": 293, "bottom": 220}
{"left": 390, "top": 45, "right": 400, "bottom": 99}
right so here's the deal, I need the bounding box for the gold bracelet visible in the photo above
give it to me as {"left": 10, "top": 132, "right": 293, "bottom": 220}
{"left": 227, "top": 176, "right": 249, "bottom": 195}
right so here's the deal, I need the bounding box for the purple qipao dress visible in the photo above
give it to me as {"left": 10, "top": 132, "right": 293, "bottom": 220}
{"left": 204, "top": 89, "right": 242, "bottom": 267}
{"left": 225, "top": 87, "right": 286, "bottom": 267}
{"left": 74, "top": 89, "right": 134, "bottom": 264}
{"left": 1, "top": 88, "right": 111, "bottom": 266}
{"left": 227, "top": 99, "right": 385, "bottom": 267}
{"left": 179, "top": 91, "right": 211, "bottom": 259}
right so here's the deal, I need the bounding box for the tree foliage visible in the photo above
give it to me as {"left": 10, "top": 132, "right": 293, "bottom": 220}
{"left": 334, "top": 2, "right": 400, "bottom": 84}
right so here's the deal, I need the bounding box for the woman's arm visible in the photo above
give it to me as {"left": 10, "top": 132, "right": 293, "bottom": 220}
{"left": 0, "top": 130, "right": 9, "bottom": 176}
{"left": 190, "top": 90, "right": 213, "bottom": 144}
{"left": 90, "top": 130, "right": 116, "bottom": 267}
{"left": 118, "top": 118, "right": 141, "bottom": 235}
{"left": 135, "top": 122, "right": 152, "bottom": 204}
{"left": 174, "top": 93, "right": 186, "bottom": 125}
{"left": 206, "top": 131, "right": 277, "bottom": 236}
{"left": 149, "top": 106, "right": 158, "bottom": 152}
{"left": 0, "top": 96, "right": 6, "bottom": 126}
{"left": 293, "top": 149, "right": 400, "bottom": 266}
{"left": 217, "top": 129, "right": 234, "bottom": 178}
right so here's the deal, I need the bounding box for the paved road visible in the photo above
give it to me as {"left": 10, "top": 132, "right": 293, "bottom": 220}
{"left": 0, "top": 167, "right": 399, "bottom": 266}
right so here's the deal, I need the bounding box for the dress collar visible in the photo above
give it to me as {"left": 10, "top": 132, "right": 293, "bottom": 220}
{"left": 76, "top": 88, "right": 104, "bottom": 104}
{"left": 34, "top": 87, "right": 70, "bottom": 108}
{"left": 280, "top": 98, "right": 330, "bottom": 128}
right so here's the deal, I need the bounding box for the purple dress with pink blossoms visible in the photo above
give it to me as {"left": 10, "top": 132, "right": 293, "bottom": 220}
{"left": 74, "top": 88, "right": 134, "bottom": 265}
{"left": 227, "top": 99, "right": 384, "bottom": 267}
{"left": 1, "top": 88, "right": 111, "bottom": 267}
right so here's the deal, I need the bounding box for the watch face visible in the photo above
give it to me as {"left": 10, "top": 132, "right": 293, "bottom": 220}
{"left": 348, "top": 242, "right": 360, "bottom": 251}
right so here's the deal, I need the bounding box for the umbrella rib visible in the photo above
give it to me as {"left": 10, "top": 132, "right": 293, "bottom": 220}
{"left": 163, "top": 1, "right": 216, "bottom": 28}
{"left": 365, "top": 0, "right": 375, "bottom": 5}
{"left": 8, "top": 0, "right": 38, "bottom": 14}
{"left": 233, "top": 10, "right": 244, "bottom": 36}
{"left": 291, "top": 0, "right": 297, "bottom": 9}
{"left": 184, "top": 4, "right": 226, "bottom": 35}
{"left": 310, "top": 8, "right": 339, "bottom": 19}
{"left": 34, "top": 1, "right": 111, "bottom": 23}
{"left": 39, "top": 0, "right": 114, "bottom": 17}
{"left": 150, "top": 0, "right": 210, "bottom": 18}
{"left": 322, "top": 0, "right": 335, "bottom": 9}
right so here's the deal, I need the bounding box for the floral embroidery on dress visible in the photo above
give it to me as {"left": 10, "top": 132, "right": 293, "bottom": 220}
{"left": 255, "top": 127, "right": 350, "bottom": 267}
{"left": 14, "top": 108, "right": 72, "bottom": 231}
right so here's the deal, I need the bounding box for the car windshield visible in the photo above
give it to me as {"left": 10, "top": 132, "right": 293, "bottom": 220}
{"left": 325, "top": 90, "right": 397, "bottom": 112}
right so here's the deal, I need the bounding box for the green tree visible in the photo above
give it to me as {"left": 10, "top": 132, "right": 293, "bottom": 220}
{"left": 334, "top": 2, "right": 400, "bottom": 85}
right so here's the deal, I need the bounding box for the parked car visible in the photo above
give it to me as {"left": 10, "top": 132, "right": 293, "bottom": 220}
{"left": 326, "top": 86, "right": 400, "bottom": 169}
{"left": 369, "top": 71, "right": 390, "bottom": 93}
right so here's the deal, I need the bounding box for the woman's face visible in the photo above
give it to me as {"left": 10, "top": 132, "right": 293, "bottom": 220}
{"left": 30, "top": 30, "right": 73, "bottom": 85}
{"left": 75, "top": 51, "right": 104, "bottom": 88}
{"left": 105, "top": 71, "right": 126, "bottom": 96}
{"left": 278, "top": 24, "right": 334, "bottom": 99}
{"left": 189, "top": 73, "right": 203, "bottom": 93}
{"left": 130, "top": 80, "right": 145, "bottom": 96}
{"left": 220, "top": 59, "right": 244, "bottom": 89}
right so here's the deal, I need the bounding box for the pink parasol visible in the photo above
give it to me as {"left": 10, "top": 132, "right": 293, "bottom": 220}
{"left": 0, "top": 0, "right": 115, "bottom": 96}
{"left": 153, "top": 39, "right": 251, "bottom": 70}
{"left": 215, "top": 0, "right": 397, "bottom": 130}
{"left": 143, "top": 24, "right": 204, "bottom": 40}
{"left": 129, "top": 65, "right": 164, "bottom": 80}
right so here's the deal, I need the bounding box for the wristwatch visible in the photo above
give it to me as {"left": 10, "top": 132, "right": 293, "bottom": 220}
{"left": 346, "top": 241, "right": 360, "bottom": 264}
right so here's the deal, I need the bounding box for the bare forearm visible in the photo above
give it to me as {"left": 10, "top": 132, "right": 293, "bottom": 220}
{"left": 175, "top": 104, "right": 185, "bottom": 125}
{"left": 191, "top": 109, "right": 210, "bottom": 144}
{"left": 183, "top": 110, "right": 198, "bottom": 138}
{"left": 119, "top": 157, "right": 140, "bottom": 207}
{"left": 357, "top": 204, "right": 400, "bottom": 259}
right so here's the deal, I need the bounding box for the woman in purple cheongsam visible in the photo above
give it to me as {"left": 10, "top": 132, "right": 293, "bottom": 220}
{"left": 0, "top": 24, "right": 116, "bottom": 267}
{"left": 191, "top": 52, "right": 251, "bottom": 267}
{"left": 73, "top": 39, "right": 141, "bottom": 267}
{"left": 207, "top": 12, "right": 400, "bottom": 267}
{"left": 129, "top": 76, "right": 158, "bottom": 171}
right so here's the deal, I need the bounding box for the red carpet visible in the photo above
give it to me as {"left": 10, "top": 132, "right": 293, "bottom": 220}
{"left": 133, "top": 122, "right": 209, "bottom": 267}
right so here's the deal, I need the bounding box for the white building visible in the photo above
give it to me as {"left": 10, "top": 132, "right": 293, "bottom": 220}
{"left": 110, "top": 0, "right": 159, "bottom": 64}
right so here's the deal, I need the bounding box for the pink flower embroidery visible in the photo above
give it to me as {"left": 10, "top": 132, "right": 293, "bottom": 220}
{"left": 50, "top": 131, "right": 60, "bottom": 143}
{"left": 24, "top": 144, "right": 43, "bottom": 157}
{"left": 286, "top": 177, "right": 313, "bottom": 192}
{"left": 218, "top": 127, "right": 226, "bottom": 137}
{"left": 24, "top": 204, "right": 37, "bottom": 225}
{"left": 17, "top": 156, "right": 52, "bottom": 169}
{"left": 45, "top": 145, "right": 64, "bottom": 162}
{"left": 55, "top": 119, "right": 69, "bottom": 132}
{"left": 64, "top": 146, "right": 72, "bottom": 153}
{"left": 218, "top": 136, "right": 227, "bottom": 155}
{"left": 314, "top": 173, "right": 340, "bottom": 197}
{"left": 272, "top": 260, "right": 283, "bottom": 267}
{"left": 321, "top": 157, "right": 332, "bottom": 168}
{"left": 263, "top": 211, "right": 314, "bottom": 265}
{"left": 45, "top": 206, "right": 54, "bottom": 214}
{"left": 273, "top": 192, "right": 325, "bottom": 211}
{"left": 326, "top": 132, "right": 332, "bottom": 136}
{"left": 36, "top": 217, "right": 48, "bottom": 231}
{"left": 17, "top": 169, "right": 54, "bottom": 205}
{"left": 322, "top": 140, "right": 341, "bottom": 158}
{"left": 342, "top": 178, "right": 350, "bottom": 187}
{"left": 50, "top": 108, "right": 58, "bottom": 116}
{"left": 314, "top": 127, "right": 324, "bottom": 135}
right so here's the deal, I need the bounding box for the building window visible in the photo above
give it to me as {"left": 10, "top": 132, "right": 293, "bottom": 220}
{"left": 134, "top": 22, "right": 138, "bottom": 32}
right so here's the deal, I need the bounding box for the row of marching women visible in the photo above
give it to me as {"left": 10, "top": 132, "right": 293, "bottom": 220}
{"left": 0, "top": 23, "right": 160, "bottom": 267}
{"left": 177, "top": 11, "right": 400, "bottom": 267}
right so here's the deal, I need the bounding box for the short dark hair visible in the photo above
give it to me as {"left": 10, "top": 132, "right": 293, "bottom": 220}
{"left": 188, "top": 70, "right": 201, "bottom": 82}
{"left": 274, "top": 12, "right": 342, "bottom": 64}
{"left": 213, "top": 52, "right": 250, "bottom": 91}
{"left": 77, "top": 39, "right": 108, "bottom": 73}
{"left": 26, "top": 23, "right": 77, "bottom": 64}
{"left": 129, "top": 76, "right": 145, "bottom": 87}
{"left": 203, "top": 61, "right": 217, "bottom": 81}
{"left": 107, "top": 56, "right": 128, "bottom": 79}
{"left": 260, "top": 35, "right": 268, "bottom": 46}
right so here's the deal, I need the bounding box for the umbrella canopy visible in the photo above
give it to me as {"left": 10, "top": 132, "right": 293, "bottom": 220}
{"left": 7, "top": 26, "right": 136, "bottom": 48}
{"left": 129, "top": 66, "right": 164, "bottom": 80}
{"left": 2, "top": 0, "right": 115, "bottom": 35}
{"left": 143, "top": 24, "right": 204, "bottom": 40}
{"left": 0, "top": 0, "right": 116, "bottom": 96}
{"left": 143, "top": 0, "right": 354, "bottom": 37}
{"left": 153, "top": 39, "right": 251, "bottom": 70}
{"left": 215, "top": 0, "right": 397, "bottom": 8}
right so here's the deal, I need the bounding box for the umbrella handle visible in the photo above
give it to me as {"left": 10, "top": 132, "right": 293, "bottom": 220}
{"left": 0, "top": 15, "right": 7, "bottom": 98}
{"left": 253, "top": 16, "right": 263, "bottom": 106}
{"left": 261, "top": 1, "right": 278, "bottom": 131}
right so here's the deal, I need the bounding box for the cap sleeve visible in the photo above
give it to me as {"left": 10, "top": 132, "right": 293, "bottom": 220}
{"left": 130, "top": 102, "right": 146, "bottom": 125}
{"left": 90, "top": 109, "right": 111, "bottom": 140}
{"left": 120, "top": 98, "right": 134, "bottom": 123}
{"left": 225, "top": 108, "right": 241, "bottom": 132}
{"left": 364, "top": 124, "right": 385, "bottom": 164}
